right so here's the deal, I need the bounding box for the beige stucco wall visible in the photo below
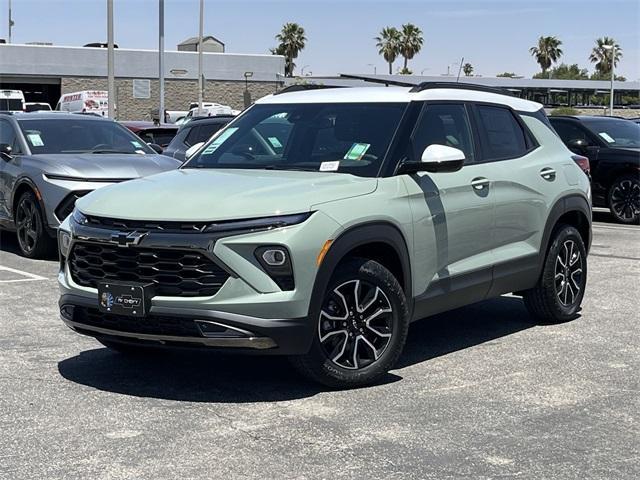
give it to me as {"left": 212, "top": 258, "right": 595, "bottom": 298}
{"left": 60, "top": 77, "right": 278, "bottom": 120}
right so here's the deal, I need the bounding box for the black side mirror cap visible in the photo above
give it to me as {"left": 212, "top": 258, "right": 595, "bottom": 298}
{"left": 147, "top": 143, "right": 163, "bottom": 154}
{"left": 397, "top": 159, "right": 464, "bottom": 175}
{"left": 0, "top": 143, "right": 13, "bottom": 160}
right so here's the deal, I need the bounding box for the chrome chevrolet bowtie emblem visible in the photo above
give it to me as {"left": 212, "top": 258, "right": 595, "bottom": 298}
{"left": 110, "top": 231, "right": 147, "bottom": 247}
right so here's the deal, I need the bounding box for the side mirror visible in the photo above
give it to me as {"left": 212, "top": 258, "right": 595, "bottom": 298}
{"left": 399, "top": 144, "right": 465, "bottom": 174}
{"left": 147, "top": 143, "right": 163, "bottom": 154}
{"left": 185, "top": 141, "right": 205, "bottom": 160}
{"left": 567, "top": 138, "right": 590, "bottom": 154}
{"left": 0, "top": 143, "right": 13, "bottom": 161}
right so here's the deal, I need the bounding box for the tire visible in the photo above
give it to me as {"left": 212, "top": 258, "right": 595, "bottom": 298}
{"left": 290, "top": 258, "right": 409, "bottom": 388}
{"left": 14, "top": 190, "right": 53, "bottom": 258}
{"left": 607, "top": 175, "right": 640, "bottom": 225}
{"left": 523, "top": 225, "right": 587, "bottom": 323}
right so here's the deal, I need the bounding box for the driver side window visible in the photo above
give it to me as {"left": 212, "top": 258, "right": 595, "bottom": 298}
{"left": 411, "top": 103, "right": 475, "bottom": 163}
{"left": 0, "top": 120, "right": 21, "bottom": 154}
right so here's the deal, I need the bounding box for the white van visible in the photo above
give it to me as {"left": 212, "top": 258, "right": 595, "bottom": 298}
{"left": 185, "top": 102, "right": 239, "bottom": 119}
{"left": 55, "top": 90, "right": 109, "bottom": 116}
{"left": 0, "top": 90, "right": 26, "bottom": 112}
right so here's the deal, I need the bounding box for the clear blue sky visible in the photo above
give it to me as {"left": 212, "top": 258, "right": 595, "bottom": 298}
{"left": 3, "top": 0, "right": 639, "bottom": 79}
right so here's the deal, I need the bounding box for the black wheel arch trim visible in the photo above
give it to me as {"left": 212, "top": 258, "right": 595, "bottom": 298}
{"left": 308, "top": 221, "right": 413, "bottom": 319}
{"left": 538, "top": 194, "right": 592, "bottom": 277}
{"left": 11, "top": 176, "right": 56, "bottom": 237}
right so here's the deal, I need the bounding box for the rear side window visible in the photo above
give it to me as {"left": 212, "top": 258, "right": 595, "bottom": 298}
{"left": 476, "top": 105, "right": 529, "bottom": 160}
{"left": 196, "top": 123, "right": 225, "bottom": 143}
{"left": 551, "top": 121, "right": 588, "bottom": 143}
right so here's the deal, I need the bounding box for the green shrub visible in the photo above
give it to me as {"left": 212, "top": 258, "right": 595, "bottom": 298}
{"left": 550, "top": 107, "right": 580, "bottom": 116}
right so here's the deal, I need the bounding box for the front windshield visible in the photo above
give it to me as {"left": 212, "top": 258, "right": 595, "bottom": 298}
{"left": 17, "top": 118, "right": 155, "bottom": 154}
{"left": 586, "top": 119, "right": 640, "bottom": 148}
{"left": 183, "top": 103, "right": 407, "bottom": 177}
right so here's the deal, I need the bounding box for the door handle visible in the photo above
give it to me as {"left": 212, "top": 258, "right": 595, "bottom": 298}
{"left": 470, "top": 177, "right": 490, "bottom": 190}
{"left": 540, "top": 167, "right": 556, "bottom": 180}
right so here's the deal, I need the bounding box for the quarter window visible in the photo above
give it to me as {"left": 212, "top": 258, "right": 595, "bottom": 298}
{"left": 476, "top": 105, "right": 529, "bottom": 160}
{"left": 411, "top": 104, "right": 475, "bottom": 163}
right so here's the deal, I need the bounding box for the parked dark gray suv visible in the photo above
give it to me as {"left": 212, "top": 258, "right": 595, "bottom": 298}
{"left": 0, "top": 112, "right": 181, "bottom": 257}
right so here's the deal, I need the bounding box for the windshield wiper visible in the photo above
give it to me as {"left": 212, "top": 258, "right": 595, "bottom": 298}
{"left": 263, "top": 165, "right": 319, "bottom": 172}
{"left": 90, "top": 149, "right": 138, "bottom": 154}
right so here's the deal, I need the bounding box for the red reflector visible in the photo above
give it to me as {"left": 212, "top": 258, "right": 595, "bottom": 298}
{"left": 571, "top": 155, "right": 590, "bottom": 175}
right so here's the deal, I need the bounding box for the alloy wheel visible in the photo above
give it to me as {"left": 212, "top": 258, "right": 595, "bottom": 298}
{"left": 610, "top": 179, "right": 640, "bottom": 222}
{"left": 554, "top": 240, "right": 583, "bottom": 307}
{"left": 318, "top": 279, "right": 394, "bottom": 370}
{"left": 16, "top": 197, "right": 40, "bottom": 254}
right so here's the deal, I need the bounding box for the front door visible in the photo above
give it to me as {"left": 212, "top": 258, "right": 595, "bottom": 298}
{"left": 401, "top": 102, "right": 495, "bottom": 317}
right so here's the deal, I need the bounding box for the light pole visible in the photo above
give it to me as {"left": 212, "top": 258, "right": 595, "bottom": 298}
{"left": 8, "top": 0, "right": 13, "bottom": 43}
{"left": 367, "top": 64, "right": 377, "bottom": 75}
{"left": 603, "top": 44, "right": 615, "bottom": 116}
{"left": 107, "top": 0, "right": 115, "bottom": 119}
{"left": 158, "top": 0, "right": 165, "bottom": 123}
{"left": 197, "top": 0, "right": 204, "bottom": 115}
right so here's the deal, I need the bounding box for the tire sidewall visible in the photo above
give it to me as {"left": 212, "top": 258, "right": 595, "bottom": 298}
{"left": 608, "top": 175, "right": 640, "bottom": 225}
{"left": 540, "top": 225, "right": 588, "bottom": 321}
{"left": 304, "top": 259, "right": 409, "bottom": 387}
{"left": 16, "top": 191, "right": 46, "bottom": 258}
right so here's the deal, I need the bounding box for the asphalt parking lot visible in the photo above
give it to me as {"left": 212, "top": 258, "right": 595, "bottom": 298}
{"left": 0, "top": 211, "right": 638, "bottom": 480}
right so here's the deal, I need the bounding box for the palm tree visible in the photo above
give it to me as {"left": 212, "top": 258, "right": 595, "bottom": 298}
{"left": 399, "top": 23, "right": 424, "bottom": 73}
{"left": 462, "top": 63, "right": 473, "bottom": 76}
{"left": 529, "top": 36, "right": 563, "bottom": 76}
{"left": 273, "top": 23, "right": 307, "bottom": 77}
{"left": 375, "top": 27, "right": 401, "bottom": 75}
{"left": 589, "top": 37, "right": 622, "bottom": 75}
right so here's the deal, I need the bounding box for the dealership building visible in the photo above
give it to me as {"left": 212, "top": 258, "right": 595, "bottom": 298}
{"left": 0, "top": 43, "right": 284, "bottom": 120}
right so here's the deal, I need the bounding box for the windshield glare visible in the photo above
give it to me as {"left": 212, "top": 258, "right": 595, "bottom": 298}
{"left": 17, "top": 118, "right": 155, "bottom": 155}
{"left": 183, "top": 103, "right": 407, "bottom": 177}
{"left": 586, "top": 119, "right": 640, "bottom": 148}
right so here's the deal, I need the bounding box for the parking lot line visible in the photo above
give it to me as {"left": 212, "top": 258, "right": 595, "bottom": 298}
{"left": 0, "top": 265, "right": 48, "bottom": 283}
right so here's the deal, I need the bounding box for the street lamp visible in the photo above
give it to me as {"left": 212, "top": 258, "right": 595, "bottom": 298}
{"left": 602, "top": 44, "right": 615, "bottom": 116}
{"left": 367, "top": 64, "right": 377, "bottom": 75}
{"left": 300, "top": 65, "right": 310, "bottom": 76}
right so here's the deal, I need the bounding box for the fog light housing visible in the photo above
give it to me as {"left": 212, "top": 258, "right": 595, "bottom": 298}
{"left": 59, "top": 230, "right": 71, "bottom": 258}
{"left": 254, "top": 246, "right": 294, "bottom": 291}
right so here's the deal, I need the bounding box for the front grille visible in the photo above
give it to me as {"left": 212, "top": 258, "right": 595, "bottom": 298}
{"left": 69, "top": 242, "right": 229, "bottom": 297}
{"left": 72, "top": 306, "right": 201, "bottom": 337}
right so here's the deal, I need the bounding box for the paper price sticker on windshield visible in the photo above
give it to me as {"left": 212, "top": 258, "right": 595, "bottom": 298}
{"left": 344, "top": 143, "right": 370, "bottom": 161}
{"left": 27, "top": 133, "right": 44, "bottom": 147}
{"left": 598, "top": 132, "right": 615, "bottom": 144}
{"left": 268, "top": 136, "right": 283, "bottom": 148}
{"left": 202, "top": 127, "right": 239, "bottom": 154}
{"left": 320, "top": 161, "right": 340, "bottom": 172}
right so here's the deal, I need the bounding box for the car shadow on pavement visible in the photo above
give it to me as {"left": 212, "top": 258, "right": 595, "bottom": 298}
{"left": 0, "top": 230, "right": 58, "bottom": 260}
{"left": 57, "top": 296, "right": 538, "bottom": 402}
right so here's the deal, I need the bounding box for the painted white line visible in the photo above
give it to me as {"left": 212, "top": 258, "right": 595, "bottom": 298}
{"left": 593, "top": 223, "right": 640, "bottom": 232}
{"left": 0, "top": 265, "right": 48, "bottom": 283}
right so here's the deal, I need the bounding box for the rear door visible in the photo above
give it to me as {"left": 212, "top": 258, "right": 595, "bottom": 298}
{"left": 402, "top": 102, "right": 495, "bottom": 307}
{"left": 472, "top": 105, "right": 560, "bottom": 295}
{"left": 0, "top": 119, "right": 24, "bottom": 221}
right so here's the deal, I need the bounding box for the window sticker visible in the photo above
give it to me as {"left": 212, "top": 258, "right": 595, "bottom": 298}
{"left": 131, "top": 140, "right": 143, "bottom": 148}
{"left": 268, "top": 136, "right": 283, "bottom": 148}
{"left": 343, "top": 142, "right": 370, "bottom": 161}
{"left": 27, "top": 133, "right": 44, "bottom": 147}
{"left": 202, "top": 127, "right": 239, "bottom": 154}
{"left": 598, "top": 132, "right": 615, "bottom": 143}
{"left": 320, "top": 161, "right": 340, "bottom": 172}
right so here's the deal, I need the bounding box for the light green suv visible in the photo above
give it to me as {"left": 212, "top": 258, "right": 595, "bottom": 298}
{"left": 58, "top": 83, "right": 591, "bottom": 387}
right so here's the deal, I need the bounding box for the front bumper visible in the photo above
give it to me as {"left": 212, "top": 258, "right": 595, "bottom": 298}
{"left": 59, "top": 294, "right": 315, "bottom": 355}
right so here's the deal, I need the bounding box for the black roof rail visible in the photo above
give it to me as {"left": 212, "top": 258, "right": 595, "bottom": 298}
{"left": 274, "top": 84, "right": 344, "bottom": 95}
{"left": 409, "top": 82, "right": 515, "bottom": 97}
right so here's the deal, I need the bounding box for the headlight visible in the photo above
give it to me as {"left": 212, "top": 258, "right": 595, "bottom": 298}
{"left": 59, "top": 230, "right": 71, "bottom": 258}
{"left": 72, "top": 209, "right": 88, "bottom": 225}
{"left": 203, "top": 212, "right": 312, "bottom": 234}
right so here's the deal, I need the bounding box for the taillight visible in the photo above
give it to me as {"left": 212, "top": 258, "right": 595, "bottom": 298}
{"left": 571, "top": 155, "right": 590, "bottom": 177}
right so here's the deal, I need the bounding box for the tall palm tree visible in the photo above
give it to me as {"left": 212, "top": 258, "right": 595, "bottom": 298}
{"left": 274, "top": 23, "right": 307, "bottom": 77}
{"left": 375, "top": 27, "right": 401, "bottom": 75}
{"left": 399, "top": 23, "right": 424, "bottom": 73}
{"left": 462, "top": 63, "right": 474, "bottom": 76}
{"left": 529, "top": 36, "right": 563, "bottom": 75}
{"left": 589, "top": 37, "right": 622, "bottom": 75}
